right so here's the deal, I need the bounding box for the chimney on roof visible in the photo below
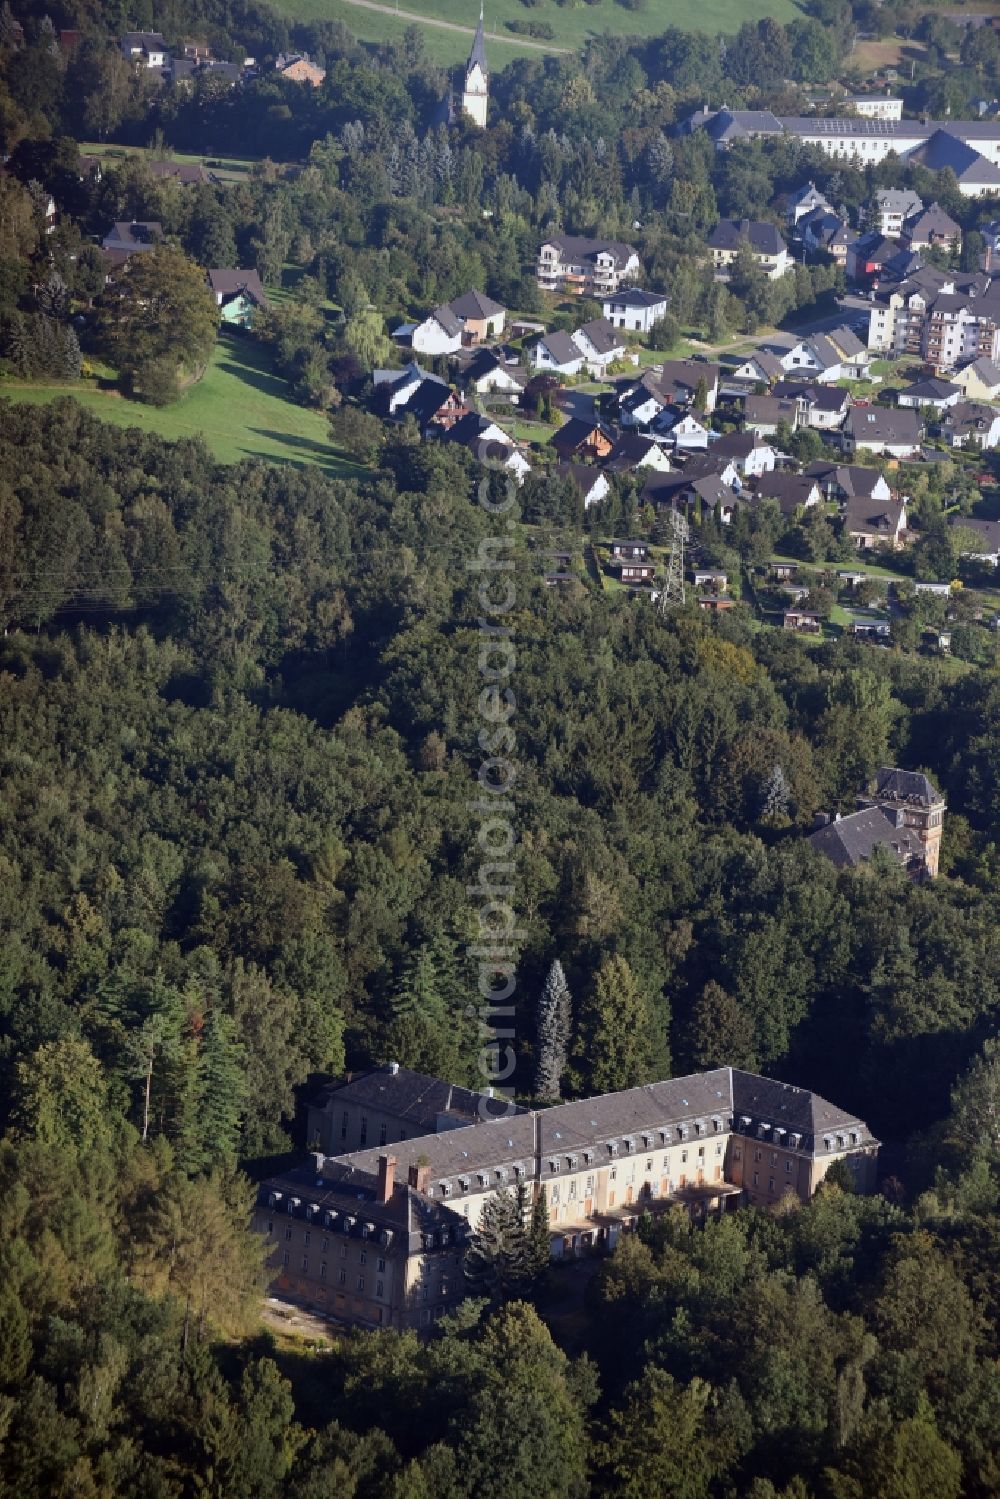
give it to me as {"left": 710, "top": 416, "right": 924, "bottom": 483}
{"left": 386, "top": 1060, "right": 400, "bottom": 1075}
{"left": 377, "top": 1154, "right": 396, "bottom": 1204}
{"left": 408, "top": 1162, "right": 430, "bottom": 1193}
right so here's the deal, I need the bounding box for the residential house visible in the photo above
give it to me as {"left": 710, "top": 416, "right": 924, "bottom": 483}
{"left": 940, "top": 400, "right": 1000, "bottom": 447}
{"left": 772, "top": 561, "right": 798, "bottom": 581}
{"left": 207, "top": 268, "right": 267, "bottom": 327}
{"left": 708, "top": 219, "right": 791, "bottom": 279}
{"left": 951, "top": 515, "right": 1000, "bottom": 563}
{"left": 805, "top": 462, "right": 893, "bottom": 502}
{"left": 693, "top": 569, "right": 729, "bottom": 592}
{"left": 572, "top": 317, "right": 627, "bottom": 376}
{"left": 786, "top": 182, "right": 832, "bottom": 226}
{"left": 610, "top": 540, "right": 649, "bottom": 563}
{"left": 772, "top": 381, "right": 852, "bottom": 430}
{"left": 396, "top": 378, "right": 466, "bottom": 434}
{"left": 844, "top": 407, "right": 921, "bottom": 457}
{"left": 842, "top": 495, "right": 908, "bottom": 549}
{"left": 121, "top": 30, "right": 168, "bottom": 67}
{"left": 657, "top": 359, "right": 720, "bottom": 413}
{"left": 800, "top": 210, "right": 856, "bottom": 267}
{"left": 604, "top": 432, "right": 672, "bottom": 475}
{"left": 743, "top": 394, "right": 799, "bottom": 435}
{"left": 897, "top": 376, "right": 962, "bottom": 410}
{"left": 373, "top": 364, "right": 447, "bottom": 417}
{"left": 808, "top": 807, "right": 925, "bottom": 876}
{"left": 728, "top": 349, "right": 787, "bottom": 385}
{"left": 609, "top": 557, "right": 656, "bottom": 584}
{"left": 752, "top": 472, "right": 822, "bottom": 518}
{"left": 953, "top": 355, "right": 1000, "bottom": 398}
{"left": 448, "top": 289, "right": 505, "bottom": 343}
{"left": 412, "top": 305, "right": 464, "bottom": 357}
{"left": 602, "top": 288, "right": 668, "bottom": 333}
{"left": 558, "top": 463, "right": 611, "bottom": 508}
{"left": 456, "top": 348, "right": 525, "bottom": 402}
{"left": 275, "top": 53, "right": 326, "bottom": 85}
{"left": 709, "top": 431, "right": 776, "bottom": 477}
{"left": 875, "top": 188, "right": 923, "bottom": 236}
{"left": 783, "top": 609, "right": 822, "bottom": 633}
{"left": 101, "top": 220, "right": 164, "bottom": 267}
{"left": 907, "top": 127, "right": 1000, "bottom": 198}
{"left": 619, "top": 371, "right": 670, "bottom": 428}
{"left": 536, "top": 235, "right": 641, "bottom": 296}
{"left": 847, "top": 232, "right": 900, "bottom": 283}
{"left": 548, "top": 417, "right": 614, "bottom": 462}
{"left": 658, "top": 407, "right": 712, "bottom": 449}
{"left": 532, "top": 330, "right": 586, "bottom": 377}
{"left": 697, "top": 595, "right": 735, "bottom": 612}
{"left": 442, "top": 412, "right": 531, "bottom": 483}
{"left": 902, "top": 202, "right": 962, "bottom": 253}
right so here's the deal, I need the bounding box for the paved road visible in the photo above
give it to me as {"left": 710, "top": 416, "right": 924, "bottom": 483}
{"left": 335, "top": 0, "right": 570, "bottom": 53}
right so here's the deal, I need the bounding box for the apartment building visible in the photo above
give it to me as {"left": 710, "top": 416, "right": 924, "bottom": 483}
{"left": 536, "top": 236, "right": 641, "bottom": 296}
{"left": 848, "top": 95, "right": 903, "bottom": 121}
{"left": 259, "top": 1067, "right": 878, "bottom": 1330}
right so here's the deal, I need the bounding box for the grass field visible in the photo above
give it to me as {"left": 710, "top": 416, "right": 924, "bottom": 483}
{"left": 1, "top": 335, "right": 359, "bottom": 475}
{"left": 78, "top": 141, "right": 258, "bottom": 183}
{"left": 270, "top": 0, "right": 801, "bottom": 66}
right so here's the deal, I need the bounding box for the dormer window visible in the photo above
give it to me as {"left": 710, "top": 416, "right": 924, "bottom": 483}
{"left": 583, "top": 1150, "right": 593, "bottom": 1165}
{"left": 439, "top": 1182, "right": 452, "bottom": 1198}
{"left": 478, "top": 1173, "right": 489, "bottom": 1188}
{"left": 678, "top": 1125, "right": 688, "bottom": 1141}
{"left": 608, "top": 1141, "right": 618, "bottom": 1156}
{"left": 712, "top": 1117, "right": 722, "bottom": 1133}
{"left": 694, "top": 1120, "right": 705, "bottom": 1136}
{"left": 789, "top": 1133, "right": 801, "bottom": 1150}
{"left": 459, "top": 1177, "right": 470, "bottom": 1193}
{"left": 566, "top": 1155, "right": 577, "bottom": 1171}
{"left": 823, "top": 1136, "right": 833, "bottom": 1151}
{"left": 268, "top": 1192, "right": 281, "bottom": 1208}
{"left": 495, "top": 1168, "right": 507, "bottom": 1184}
{"left": 288, "top": 1197, "right": 300, "bottom": 1214}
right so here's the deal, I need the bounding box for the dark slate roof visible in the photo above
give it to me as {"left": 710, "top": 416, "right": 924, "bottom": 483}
{"left": 605, "top": 431, "right": 664, "bottom": 470}
{"left": 951, "top": 515, "right": 1000, "bottom": 551}
{"left": 400, "top": 378, "right": 457, "bottom": 425}
{"left": 847, "top": 407, "right": 920, "bottom": 444}
{"left": 207, "top": 267, "right": 266, "bottom": 304}
{"left": 805, "top": 462, "right": 886, "bottom": 498}
{"left": 753, "top": 472, "right": 819, "bottom": 515}
{"left": 843, "top": 496, "right": 906, "bottom": 536}
{"left": 449, "top": 288, "right": 504, "bottom": 320}
{"left": 311, "top": 1066, "right": 524, "bottom": 1130}
{"left": 711, "top": 430, "right": 769, "bottom": 459}
{"left": 442, "top": 411, "right": 503, "bottom": 447}
{"left": 549, "top": 415, "right": 608, "bottom": 454}
{"left": 557, "top": 461, "right": 607, "bottom": 496}
{"left": 576, "top": 317, "right": 623, "bottom": 357}
{"left": 543, "top": 234, "right": 638, "bottom": 270}
{"left": 730, "top": 1070, "right": 868, "bottom": 1145}
{"left": 656, "top": 359, "right": 720, "bottom": 403}
{"left": 872, "top": 766, "right": 942, "bottom": 806}
{"left": 467, "top": 8, "right": 487, "bottom": 74}
{"left": 744, "top": 395, "right": 798, "bottom": 425}
{"left": 943, "top": 400, "right": 999, "bottom": 432}
{"left": 260, "top": 1159, "right": 469, "bottom": 1254}
{"left": 709, "top": 218, "right": 787, "bottom": 256}
{"left": 603, "top": 288, "right": 668, "bottom": 309}
{"left": 428, "top": 303, "right": 463, "bottom": 338}
{"left": 808, "top": 806, "right": 924, "bottom": 870}
{"left": 772, "top": 380, "right": 850, "bottom": 412}
{"left": 905, "top": 202, "right": 961, "bottom": 239}
{"left": 146, "top": 160, "right": 213, "bottom": 183}
{"left": 910, "top": 129, "right": 1000, "bottom": 186}
{"left": 539, "top": 329, "right": 583, "bottom": 367}
{"left": 900, "top": 377, "right": 960, "bottom": 401}
{"left": 700, "top": 108, "right": 783, "bottom": 144}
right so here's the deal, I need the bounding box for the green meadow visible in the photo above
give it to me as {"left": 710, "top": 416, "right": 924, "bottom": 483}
{"left": 1, "top": 335, "right": 359, "bottom": 476}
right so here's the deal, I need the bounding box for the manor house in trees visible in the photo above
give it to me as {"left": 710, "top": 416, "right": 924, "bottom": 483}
{"left": 256, "top": 1064, "right": 877, "bottom": 1331}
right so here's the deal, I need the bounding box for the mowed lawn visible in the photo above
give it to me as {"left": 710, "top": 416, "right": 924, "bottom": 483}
{"left": 2, "top": 335, "right": 359, "bottom": 476}
{"left": 270, "top": 0, "right": 800, "bottom": 64}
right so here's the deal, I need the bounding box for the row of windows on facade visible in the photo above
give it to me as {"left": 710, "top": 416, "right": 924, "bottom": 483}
{"left": 267, "top": 1222, "right": 390, "bottom": 1267}
{"left": 280, "top": 1254, "right": 390, "bottom": 1297}
{"left": 343, "top": 1112, "right": 403, "bottom": 1147}
{"left": 433, "top": 1129, "right": 730, "bottom": 1200}
{"left": 733, "top": 1149, "right": 797, "bottom": 1170}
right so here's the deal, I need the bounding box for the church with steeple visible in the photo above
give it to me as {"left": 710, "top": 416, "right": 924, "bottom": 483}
{"left": 461, "top": 7, "right": 488, "bottom": 128}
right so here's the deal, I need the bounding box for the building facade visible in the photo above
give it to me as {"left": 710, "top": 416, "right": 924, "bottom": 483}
{"left": 258, "top": 1066, "right": 879, "bottom": 1330}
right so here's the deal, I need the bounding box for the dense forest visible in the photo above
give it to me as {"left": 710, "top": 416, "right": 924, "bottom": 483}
{"left": 0, "top": 399, "right": 998, "bottom": 1494}
{"left": 2, "top": 0, "right": 1000, "bottom": 1492}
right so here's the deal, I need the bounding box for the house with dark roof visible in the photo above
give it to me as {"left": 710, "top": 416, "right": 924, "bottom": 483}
{"left": 805, "top": 462, "right": 892, "bottom": 502}
{"left": 557, "top": 463, "right": 610, "bottom": 508}
{"left": 397, "top": 378, "right": 466, "bottom": 433}
{"left": 808, "top": 807, "right": 925, "bottom": 876}
{"left": 602, "top": 288, "right": 669, "bottom": 333}
{"left": 940, "top": 400, "right": 1000, "bottom": 448}
{"left": 752, "top": 471, "right": 822, "bottom": 518}
{"left": 743, "top": 394, "right": 800, "bottom": 435}
{"left": 207, "top": 268, "right": 267, "bottom": 326}
{"left": 875, "top": 188, "right": 923, "bottom": 236}
{"left": 411, "top": 304, "right": 464, "bottom": 356}
{"left": 902, "top": 202, "right": 962, "bottom": 253}
{"left": 844, "top": 406, "right": 921, "bottom": 457}
{"left": 709, "top": 219, "right": 791, "bottom": 279}
{"left": 954, "top": 356, "right": 1000, "bottom": 400}
{"left": 447, "top": 289, "right": 505, "bottom": 343}
{"left": 685, "top": 107, "right": 784, "bottom": 149}
{"left": 772, "top": 381, "right": 852, "bottom": 430}
{"left": 786, "top": 181, "right": 832, "bottom": 226}
{"left": 548, "top": 416, "right": 614, "bottom": 461}
{"left": 455, "top": 347, "right": 525, "bottom": 401}
{"left": 843, "top": 495, "right": 908, "bottom": 550}
{"left": 532, "top": 329, "right": 586, "bottom": 376}
{"left": 572, "top": 317, "right": 626, "bottom": 374}
{"left": 536, "top": 235, "right": 641, "bottom": 295}
{"left": 604, "top": 431, "right": 672, "bottom": 475}
{"left": 101, "top": 220, "right": 164, "bottom": 267}
{"left": 897, "top": 376, "right": 962, "bottom": 410}
{"left": 858, "top": 766, "right": 946, "bottom": 876}
{"left": 950, "top": 515, "right": 1000, "bottom": 564}
{"left": 709, "top": 431, "right": 777, "bottom": 477}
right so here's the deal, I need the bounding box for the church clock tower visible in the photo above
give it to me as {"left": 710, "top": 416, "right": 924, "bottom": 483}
{"left": 461, "top": 6, "right": 488, "bottom": 128}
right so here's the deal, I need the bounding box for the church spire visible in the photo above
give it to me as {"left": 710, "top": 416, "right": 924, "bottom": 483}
{"left": 462, "top": 3, "right": 488, "bottom": 126}
{"left": 468, "top": 3, "right": 487, "bottom": 77}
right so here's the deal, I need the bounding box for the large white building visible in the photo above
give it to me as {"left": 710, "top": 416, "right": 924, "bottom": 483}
{"left": 461, "top": 8, "right": 488, "bottom": 128}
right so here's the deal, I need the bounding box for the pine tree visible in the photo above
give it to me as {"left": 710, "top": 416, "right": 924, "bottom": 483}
{"left": 464, "top": 1187, "right": 528, "bottom": 1300}
{"left": 760, "top": 762, "right": 791, "bottom": 825}
{"left": 534, "top": 959, "right": 571, "bottom": 1101}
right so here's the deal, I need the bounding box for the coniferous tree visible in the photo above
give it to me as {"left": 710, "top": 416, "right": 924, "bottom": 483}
{"left": 464, "top": 1187, "right": 528, "bottom": 1300}
{"left": 577, "top": 955, "right": 656, "bottom": 1096}
{"left": 527, "top": 1186, "right": 551, "bottom": 1286}
{"left": 535, "top": 958, "right": 571, "bottom": 1101}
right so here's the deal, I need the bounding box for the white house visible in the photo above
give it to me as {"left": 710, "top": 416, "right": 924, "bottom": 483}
{"left": 657, "top": 408, "right": 712, "bottom": 449}
{"left": 710, "top": 431, "right": 777, "bottom": 477}
{"left": 849, "top": 95, "right": 903, "bottom": 121}
{"left": 411, "top": 304, "right": 464, "bottom": 356}
{"left": 121, "top": 30, "right": 168, "bottom": 67}
{"left": 602, "top": 288, "right": 669, "bottom": 334}
{"left": 572, "top": 317, "right": 627, "bottom": 375}
{"left": 532, "top": 329, "right": 585, "bottom": 376}
{"left": 941, "top": 400, "right": 1000, "bottom": 449}
{"left": 844, "top": 407, "right": 921, "bottom": 457}
{"left": 896, "top": 377, "right": 962, "bottom": 410}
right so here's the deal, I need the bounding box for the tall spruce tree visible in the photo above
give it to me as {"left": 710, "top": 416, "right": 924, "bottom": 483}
{"left": 527, "top": 1186, "right": 551, "bottom": 1287}
{"left": 535, "top": 959, "right": 571, "bottom": 1101}
{"left": 464, "top": 1186, "right": 528, "bottom": 1300}
{"left": 577, "top": 955, "right": 655, "bottom": 1096}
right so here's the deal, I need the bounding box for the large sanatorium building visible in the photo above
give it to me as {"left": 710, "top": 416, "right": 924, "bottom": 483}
{"left": 256, "top": 1064, "right": 878, "bottom": 1331}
